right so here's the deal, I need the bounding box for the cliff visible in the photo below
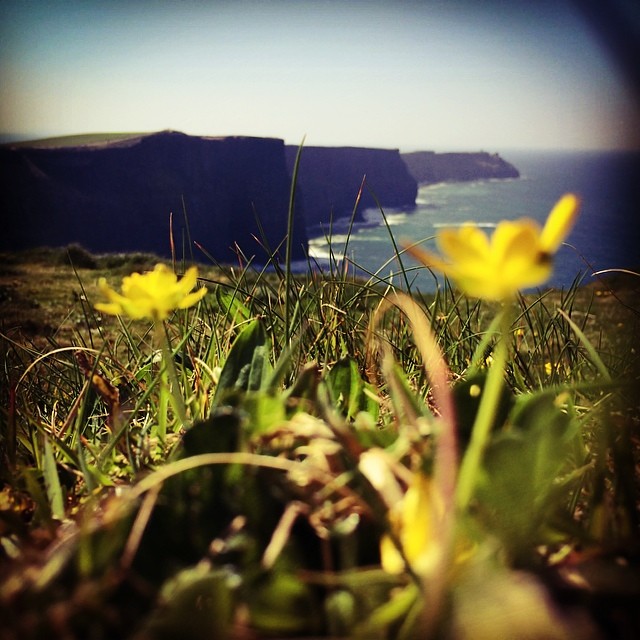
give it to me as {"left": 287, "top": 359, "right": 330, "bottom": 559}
{"left": 286, "top": 145, "right": 417, "bottom": 228}
{"left": 0, "top": 134, "right": 520, "bottom": 261}
{"left": 401, "top": 151, "right": 519, "bottom": 185}
{"left": 0, "top": 131, "right": 308, "bottom": 262}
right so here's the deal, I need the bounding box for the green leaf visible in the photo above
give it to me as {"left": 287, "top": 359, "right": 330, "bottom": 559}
{"left": 325, "top": 589, "right": 358, "bottom": 636}
{"left": 354, "top": 582, "right": 420, "bottom": 639}
{"left": 143, "top": 565, "right": 235, "bottom": 640}
{"left": 21, "top": 468, "right": 53, "bottom": 526}
{"left": 451, "top": 559, "right": 591, "bottom": 640}
{"left": 181, "top": 407, "right": 242, "bottom": 457}
{"left": 247, "top": 570, "right": 320, "bottom": 635}
{"left": 42, "top": 436, "right": 65, "bottom": 521}
{"left": 213, "top": 319, "right": 271, "bottom": 407}
{"left": 476, "top": 391, "right": 576, "bottom": 555}
{"left": 241, "top": 392, "right": 287, "bottom": 436}
{"left": 216, "top": 288, "right": 251, "bottom": 323}
{"left": 326, "top": 357, "right": 379, "bottom": 421}
{"left": 453, "top": 371, "right": 514, "bottom": 450}
{"left": 382, "top": 355, "right": 424, "bottom": 427}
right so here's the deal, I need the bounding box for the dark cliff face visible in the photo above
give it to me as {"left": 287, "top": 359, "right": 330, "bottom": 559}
{"left": 286, "top": 145, "right": 417, "bottom": 228}
{"left": 0, "top": 131, "right": 308, "bottom": 262}
{"left": 401, "top": 151, "right": 519, "bottom": 185}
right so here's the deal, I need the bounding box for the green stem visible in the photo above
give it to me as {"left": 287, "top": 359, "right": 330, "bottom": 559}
{"left": 161, "top": 321, "right": 189, "bottom": 428}
{"left": 157, "top": 365, "right": 168, "bottom": 444}
{"left": 455, "top": 305, "right": 511, "bottom": 511}
{"left": 284, "top": 137, "right": 305, "bottom": 347}
{"left": 154, "top": 322, "right": 168, "bottom": 443}
{"left": 154, "top": 321, "right": 189, "bottom": 443}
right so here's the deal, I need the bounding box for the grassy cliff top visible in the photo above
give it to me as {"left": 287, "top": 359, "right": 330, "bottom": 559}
{"left": 4, "top": 132, "right": 150, "bottom": 148}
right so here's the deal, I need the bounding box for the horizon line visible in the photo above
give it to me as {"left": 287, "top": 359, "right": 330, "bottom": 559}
{"left": 1, "top": 130, "right": 638, "bottom": 155}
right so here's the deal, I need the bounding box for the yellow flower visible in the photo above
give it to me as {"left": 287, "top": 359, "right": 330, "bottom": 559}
{"left": 95, "top": 264, "right": 207, "bottom": 321}
{"left": 405, "top": 194, "right": 580, "bottom": 301}
{"left": 380, "top": 472, "right": 477, "bottom": 577}
{"left": 380, "top": 473, "right": 442, "bottom": 575}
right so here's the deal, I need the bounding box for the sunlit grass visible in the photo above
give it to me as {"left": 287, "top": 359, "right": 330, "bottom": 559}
{"left": 0, "top": 229, "right": 638, "bottom": 638}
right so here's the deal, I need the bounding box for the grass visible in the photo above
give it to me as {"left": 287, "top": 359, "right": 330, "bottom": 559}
{"left": 3, "top": 132, "right": 150, "bottom": 148}
{"left": 1, "top": 242, "right": 639, "bottom": 639}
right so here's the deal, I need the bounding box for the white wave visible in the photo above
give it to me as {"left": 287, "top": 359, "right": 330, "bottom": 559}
{"left": 415, "top": 196, "right": 439, "bottom": 206}
{"left": 308, "top": 233, "right": 349, "bottom": 245}
{"left": 432, "top": 221, "right": 497, "bottom": 228}
{"left": 308, "top": 244, "right": 345, "bottom": 261}
{"left": 361, "top": 208, "right": 409, "bottom": 226}
{"left": 385, "top": 213, "right": 409, "bottom": 226}
{"left": 419, "top": 182, "right": 449, "bottom": 191}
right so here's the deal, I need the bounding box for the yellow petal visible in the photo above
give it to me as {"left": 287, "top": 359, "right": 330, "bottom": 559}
{"left": 380, "top": 473, "right": 439, "bottom": 575}
{"left": 94, "top": 302, "right": 123, "bottom": 316}
{"left": 98, "top": 277, "right": 119, "bottom": 300}
{"left": 401, "top": 474, "right": 434, "bottom": 564}
{"left": 438, "top": 225, "right": 490, "bottom": 267}
{"left": 493, "top": 220, "right": 552, "bottom": 291}
{"left": 178, "top": 286, "right": 207, "bottom": 309}
{"left": 178, "top": 266, "right": 199, "bottom": 293}
{"left": 380, "top": 533, "right": 406, "bottom": 574}
{"left": 491, "top": 219, "right": 541, "bottom": 264}
{"left": 403, "top": 244, "right": 457, "bottom": 277}
{"left": 453, "top": 275, "right": 503, "bottom": 301}
{"left": 404, "top": 204, "right": 570, "bottom": 301}
{"left": 539, "top": 193, "right": 580, "bottom": 253}
{"left": 94, "top": 264, "right": 205, "bottom": 320}
{"left": 96, "top": 278, "right": 129, "bottom": 314}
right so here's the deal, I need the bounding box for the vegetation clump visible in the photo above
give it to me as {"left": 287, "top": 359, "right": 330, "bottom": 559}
{"left": 0, "top": 197, "right": 639, "bottom": 639}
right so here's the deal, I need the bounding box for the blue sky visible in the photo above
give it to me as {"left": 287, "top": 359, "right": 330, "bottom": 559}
{"left": 1, "top": 0, "right": 638, "bottom": 151}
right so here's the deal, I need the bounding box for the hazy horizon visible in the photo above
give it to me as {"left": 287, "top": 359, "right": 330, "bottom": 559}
{"left": 2, "top": 0, "right": 639, "bottom": 153}
{"left": 2, "top": 130, "right": 639, "bottom": 156}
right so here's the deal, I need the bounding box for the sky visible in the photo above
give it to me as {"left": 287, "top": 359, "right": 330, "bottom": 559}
{"left": 1, "top": 0, "right": 639, "bottom": 152}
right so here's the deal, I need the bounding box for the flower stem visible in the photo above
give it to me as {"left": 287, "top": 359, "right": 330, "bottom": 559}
{"left": 161, "top": 321, "right": 189, "bottom": 429}
{"left": 154, "top": 322, "right": 169, "bottom": 443}
{"left": 455, "top": 305, "right": 511, "bottom": 511}
{"left": 154, "top": 321, "right": 189, "bottom": 444}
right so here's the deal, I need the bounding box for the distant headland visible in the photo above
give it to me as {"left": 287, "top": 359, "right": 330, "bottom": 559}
{"left": 0, "top": 131, "right": 519, "bottom": 260}
{"left": 401, "top": 150, "right": 520, "bottom": 185}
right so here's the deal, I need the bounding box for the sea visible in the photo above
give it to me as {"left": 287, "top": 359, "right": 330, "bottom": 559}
{"left": 305, "top": 150, "right": 640, "bottom": 293}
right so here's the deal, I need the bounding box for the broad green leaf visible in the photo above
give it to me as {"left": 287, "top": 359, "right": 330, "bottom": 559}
{"left": 143, "top": 565, "right": 234, "bottom": 640}
{"left": 213, "top": 319, "right": 272, "bottom": 406}
{"left": 181, "top": 407, "right": 242, "bottom": 457}
{"left": 451, "top": 559, "right": 592, "bottom": 640}
{"left": 476, "top": 391, "right": 576, "bottom": 556}
{"left": 247, "top": 570, "right": 320, "bottom": 635}
{"left": 241, "top": 392, "right": 287, "bottom": 436}
{"left": 326, "top": 357, "right": 379, "bottom": 421}
{"left": 216, "top": 288, "right": 251, "bottom": 323}
{"left": 453, "top": 371, "right": 514, "bottom": 450}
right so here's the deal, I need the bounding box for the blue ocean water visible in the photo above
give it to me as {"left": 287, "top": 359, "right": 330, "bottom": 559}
{"left": 307, "top": 150, "right": 640, "bottom": 293}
